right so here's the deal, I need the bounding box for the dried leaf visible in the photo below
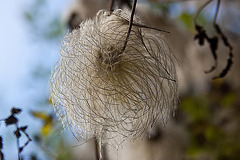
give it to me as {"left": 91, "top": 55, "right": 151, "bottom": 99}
{"left": 14, "top": 129, "right": 21, "bottom": 139}
{"left": 204, "top": 36, "right": 218, "bottom": 74}
{"left": 208, "top": 37, "right": 218, "bottom": 60}
{"left": 215, "top": 24, "right": 232, "bottom": 48}
{"left": 20, "top": 126, "right": 28, "bottom": 132}
{"left": 194, "top": 24, "right": 206, "bottom": 46}
{"left": 5, "top": 115, "right": 18, "bottom": 126}
{"left": 213, "top": 24, "right": 233, "bottom": 79}
{"left": 194, "top": 1, "right": 233, "bottom": 79}
{"left": 11, "top": 108, "right": 22, "bottom": 115}
{"left": 214, "top": 55, "right": 233, "bottom": 79}
{"left": 19, "top": 147, "right": 23, "bottom": 153}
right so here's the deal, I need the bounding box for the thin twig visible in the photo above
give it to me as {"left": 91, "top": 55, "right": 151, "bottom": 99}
{"left": 109, "top": 0, "right": 115, "bottom": 11}
{"left": 194, "top": 0, "right": 213, "bottom": 24}
{"left": 120, "top": 0, "right": 138, "bottom": 54}
{"left": 132, "top": 23, "right": 170, "bottom": 33}
{"left": 213, "top": 0, "right": 220, "bottom": 25}
{"left": 94, "top": 137, "right": 100, "bottom": 160}
{"left": 15, "top": 124, "right": 21, "bottom": 160}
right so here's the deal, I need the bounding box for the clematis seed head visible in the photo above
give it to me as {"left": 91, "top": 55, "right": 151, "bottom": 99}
{"left": 50, "top": 9, "right": 178, "bottom": 145}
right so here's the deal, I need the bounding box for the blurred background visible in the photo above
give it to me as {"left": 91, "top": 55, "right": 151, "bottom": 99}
{"left": 0, "top": 0, "right": 239, "bottom": 160}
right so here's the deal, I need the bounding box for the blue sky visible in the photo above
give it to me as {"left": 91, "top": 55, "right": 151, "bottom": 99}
{"left": 0, "top": 0, "right": 70, "bottom": 159}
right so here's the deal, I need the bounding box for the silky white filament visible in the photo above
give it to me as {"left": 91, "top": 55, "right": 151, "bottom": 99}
{"left": 50, "top": 9, "right": 178, "bottom": 145}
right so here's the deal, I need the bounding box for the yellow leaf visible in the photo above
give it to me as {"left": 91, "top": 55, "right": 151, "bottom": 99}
{"left": 31, "top": 111, "right": 52, "bottom": 123}
{"left": 31, "top": 111, "right": 54, "bottom": 136}
{"left": 41, "top": 123, "right": 53, "bottom": 136}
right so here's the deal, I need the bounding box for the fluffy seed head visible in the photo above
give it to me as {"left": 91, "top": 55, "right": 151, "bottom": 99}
{"left": 50, "top": 9, "right": 178, "bottom": 144}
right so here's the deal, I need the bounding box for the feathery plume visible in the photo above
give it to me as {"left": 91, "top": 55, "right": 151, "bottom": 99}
{"left": 50, "top": 9, "right": 178, "bottom": 145}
